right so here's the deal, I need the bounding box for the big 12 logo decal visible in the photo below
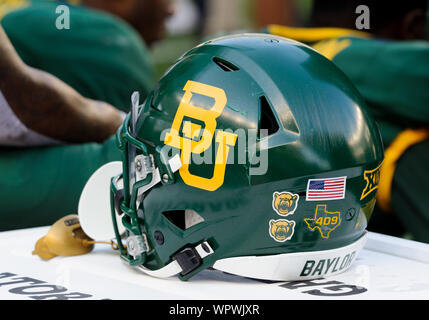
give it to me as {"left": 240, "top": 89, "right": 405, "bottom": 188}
{"left": 164, "top": 80, "right": 238, "bottom": 191}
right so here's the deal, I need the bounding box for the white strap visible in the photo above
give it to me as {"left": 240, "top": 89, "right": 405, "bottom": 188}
{"left": 137, "top": 260, "right": 182, "bottom": 278}
{"left": 137, "top": 242, "right": 214, "bottom": 278}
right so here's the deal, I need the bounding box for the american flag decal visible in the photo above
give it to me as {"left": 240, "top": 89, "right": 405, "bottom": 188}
{"left": 306, "top": 176, "right": 346, "bottom": 201}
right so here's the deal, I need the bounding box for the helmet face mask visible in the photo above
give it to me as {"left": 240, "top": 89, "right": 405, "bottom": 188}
{"left": 108, "top": 33, "right": 384, "bottom": 281}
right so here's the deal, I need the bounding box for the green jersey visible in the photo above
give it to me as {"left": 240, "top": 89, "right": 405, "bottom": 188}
{"left": 1, "top": 0, "right": 155, "bottom": 111}
{"left": 0, "top": 136, "right": 121, "bottom": 231}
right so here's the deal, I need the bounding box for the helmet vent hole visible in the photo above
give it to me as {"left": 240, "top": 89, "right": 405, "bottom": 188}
{"left": 162, "top": 209, "right": 204, "bottom": 231}
{"left": 259, "top": 96, "right": 280, "bottom": 137}
{"left": 213, "top": 57, "right": 239, "bottom": 72}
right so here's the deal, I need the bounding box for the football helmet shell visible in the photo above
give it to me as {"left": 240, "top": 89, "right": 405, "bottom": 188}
{"left": 108, "top": 33, "right": 383, "bottom": 281}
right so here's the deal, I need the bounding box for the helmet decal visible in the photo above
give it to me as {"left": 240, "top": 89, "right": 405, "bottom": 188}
{"left": 306, "top": 176, "right": 347, "bottom": 201}
{"left": 269, "top": 219, "right": 296, "bottom": 242}
{"left": 272, "top": 191, "right": 299, "bottom": 216}
{"left": 299, "top": 250, "right": 357, "bottom": 278}
{"left": 360, "top": 163, "right": 381, "bottom": 200}
{"left": 164, "top": 80, "right": 238, "bottom": 191}
{"left": 304, "top": 204, "right": 342, "bottom": 239}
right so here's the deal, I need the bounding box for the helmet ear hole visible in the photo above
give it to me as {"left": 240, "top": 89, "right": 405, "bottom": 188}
{"left": 162, "top": 209, "right": 205, "bottom": 231}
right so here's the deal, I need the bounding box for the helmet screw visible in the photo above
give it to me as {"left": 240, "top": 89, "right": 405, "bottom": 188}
{"left": 346, "top": 208, "right": 357, "bottom": 221}
{"left": 162, "top": 174, "right": 169, "bottom": 183}
{"left": 154, "top": 230, "right": 164, "bottom": 245}
{"left": 137, "top": 208, "right": 144, "bottom": 218}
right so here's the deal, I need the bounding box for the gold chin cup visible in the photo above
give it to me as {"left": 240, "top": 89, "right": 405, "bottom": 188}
{"left": 33, "top": 214, "right": 94, "bottom": 260}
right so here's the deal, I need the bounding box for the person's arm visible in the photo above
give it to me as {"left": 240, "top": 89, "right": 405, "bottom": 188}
{"left": 0, "top": 25, "right": 124, "bottom": 144}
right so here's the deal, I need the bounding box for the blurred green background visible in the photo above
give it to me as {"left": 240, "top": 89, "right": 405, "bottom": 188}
{"left": 150, "top": 0, "right": 313, "bottom": 79}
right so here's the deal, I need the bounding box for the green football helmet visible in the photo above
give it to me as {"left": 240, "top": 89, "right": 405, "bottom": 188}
{"left": 81, "top": 33, "right": 384, "bottom": 281}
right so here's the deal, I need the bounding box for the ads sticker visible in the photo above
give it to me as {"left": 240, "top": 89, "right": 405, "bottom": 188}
{"left": 269, "top": 219, "right": 295, "bottom": 242}
{"left": 272, "top": 191, "right": 299, "bottom": 216}
{"left": 304, "top": 205, "right": 341, "bottom": 239}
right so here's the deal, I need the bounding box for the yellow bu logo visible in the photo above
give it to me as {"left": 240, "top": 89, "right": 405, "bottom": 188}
{"left": 164, "top": 80, "right": 237, "bottom": 191}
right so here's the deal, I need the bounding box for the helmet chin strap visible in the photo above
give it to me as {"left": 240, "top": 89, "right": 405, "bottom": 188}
{"left": 136, "top": 241, "right": 215, "bottom": 278}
